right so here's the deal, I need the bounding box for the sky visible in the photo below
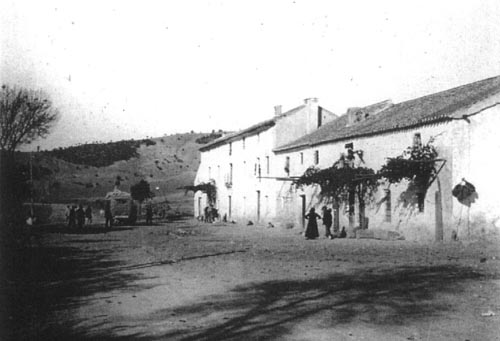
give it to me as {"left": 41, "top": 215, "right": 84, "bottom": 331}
{"left": 1, "top": 0, "right": 500, "bottom": 151}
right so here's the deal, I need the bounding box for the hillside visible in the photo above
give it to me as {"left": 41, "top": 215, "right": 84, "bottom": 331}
{"left": 23, "top": 132, "right": 223, "bottom": 214}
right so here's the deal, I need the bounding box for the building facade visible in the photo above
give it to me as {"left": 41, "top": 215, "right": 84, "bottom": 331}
{"left": 193, "top": 98, "right": 336, "bottom": 223}
{"left": 195, "top": 76, "right": 500, "bottom": 242}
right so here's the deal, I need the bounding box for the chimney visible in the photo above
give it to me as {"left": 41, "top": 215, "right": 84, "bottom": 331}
{"left": 274, "top": 105, "right": 282, "bottom": 116}
{"left": 346, "top": 107, "right": 361, "bottom": 126}
{"left": 304, "top": 98, "right": 318, "bottom": 105}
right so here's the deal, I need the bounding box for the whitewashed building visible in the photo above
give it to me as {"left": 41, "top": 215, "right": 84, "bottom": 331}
{"left": 193, "top": 98, "right": 337, "bottom": 223}
{"left": 273, "top": 75, "right": 500, "bottom": 241}
{"left": 195, "top": 76, "right": 500, "bottom": 241}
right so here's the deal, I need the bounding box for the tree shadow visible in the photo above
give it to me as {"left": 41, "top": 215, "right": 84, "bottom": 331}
{"left": 140, "top": 264, "right": 487, "bottom": 340}
{"left": 0, "top": 243, "right": 153, "bottom": 340}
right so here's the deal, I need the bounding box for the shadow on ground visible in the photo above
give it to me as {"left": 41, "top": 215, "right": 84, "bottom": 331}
{"left": 141, "top": 265, "right": 485, "bottom": 340}
{"left": 0, "top": 242, "right": 152, "bottom": 340}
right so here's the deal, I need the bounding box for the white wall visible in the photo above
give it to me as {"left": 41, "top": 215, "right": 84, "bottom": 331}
{"left": 194, "top": 126, "right": 279, "bottom": 224}
{"left": 451, "top": 103, "right": 500, "bottom": 238}
{"left": 274, "top": 99, "right": 500, "bottom": 241}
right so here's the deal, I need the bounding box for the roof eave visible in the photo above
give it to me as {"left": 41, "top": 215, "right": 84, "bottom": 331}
{"left": 274, "top": 117, "right": 454, "bottom": 154}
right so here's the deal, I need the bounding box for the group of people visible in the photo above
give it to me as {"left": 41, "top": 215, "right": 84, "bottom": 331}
{"left": 201, "top": 206, "right": 219, "bottom": 223}
{"left": 66, "top": 204, "right": 92, "bottom": 229}
{"left": 304, "top": 206, "right": 346, "bottom": 240}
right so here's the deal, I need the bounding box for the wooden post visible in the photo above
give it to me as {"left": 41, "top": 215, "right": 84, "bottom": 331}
{"left": 333, "top": 201, "right": 340, "bottom": 233}
{"left": 348, "top": 189, "right": 355, "bottom": 228}
{"left": 435, "top": 190, "right": 444, "bottom": 241}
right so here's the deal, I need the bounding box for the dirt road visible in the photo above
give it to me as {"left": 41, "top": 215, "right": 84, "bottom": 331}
{"left": 3, "top": 219, "right": 500, "bottom": 340}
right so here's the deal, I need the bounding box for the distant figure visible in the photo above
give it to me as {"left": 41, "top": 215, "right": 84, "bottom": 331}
{"left": 85, "top": 205, "right": 93, "bottom": 226}
{"left": 339, "top": 226, "right": 347, "bottom": 238}
{"left": 146, "top": 205, "right": 153, "bottom": 225}
{"left": 322, "top": 206, "right": 333, "bottom": 239}
{"left": 65, "top": 205, "right": 71, "bottom": 224}
{"left": 68, "top": 205, "right": 76, "bottom": 229}
{"left": 104, "top": 201, "right": 113, "bottom": 230}
{"left": 211, "top": 207, "right": 219, "bottom": 222}
{"left": 222, "top": 214, "right": 227, "bottom": 223}
{"left": 76, "top": 204, "right": 85, "bottom": 229}
{"left": 204, "top": 206, "right": 210, "bottom": 223}
{"left": 304, "top": 208, "right": 321, "bottom": 240}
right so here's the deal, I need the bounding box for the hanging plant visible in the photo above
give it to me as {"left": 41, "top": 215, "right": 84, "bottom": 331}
{"left": 379, "top": 136, "right": 439, "bottom": 189}
{"left": 294, "top": 157, "right": 378, "bottom": 204}
{"left": 182, "top": 182, "right": 217, "bottom": 205}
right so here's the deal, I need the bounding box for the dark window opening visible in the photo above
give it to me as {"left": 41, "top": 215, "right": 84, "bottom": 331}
{"left": 314, "top": 150, "right": 319, "bottom": 165}
{"left": 285, "top": 156, "right": 290, "bottom": 176}
{"left": 417, "top": 193, "right": 425, "bottom": 212}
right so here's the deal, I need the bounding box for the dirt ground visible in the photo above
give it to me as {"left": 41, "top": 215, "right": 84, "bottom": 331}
{"left": 2, "top": 218, "right": 500, "bottom": 340}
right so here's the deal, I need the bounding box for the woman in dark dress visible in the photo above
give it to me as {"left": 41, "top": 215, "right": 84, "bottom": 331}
{"left": 304, "top": 208, "right": 321, "bottom": 239}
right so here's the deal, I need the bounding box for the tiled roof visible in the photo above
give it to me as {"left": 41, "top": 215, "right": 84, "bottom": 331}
{"left": 199, "top": 104, "right": 307, "bottom": 151}
{"left": 274, "top": 75, "right": 500, "bottom": 153}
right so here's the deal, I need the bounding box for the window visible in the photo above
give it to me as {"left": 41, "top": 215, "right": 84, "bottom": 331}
{"left": 229, "top": 143, "right": 232, "bottom": 156}
{"left": 225, "top": 163, "right": 233, "bottom": 188}
{"left": 300, "top": 152, "right": 303, "bottom": 165}
{"left": 413, "top": 132, "right": 422, "bottom": 147}
{"left": 314, "top": 150, "right": 319, "bottom": 165}
{"left": 317, "top": 108, "right": 322, "bottom": 128}
{"left": 417, "top": 193, "right": 425, "bottom": 213}
{"left": 266, "top": 156, "right": 270, "bottom": 174}
{"left": 285, "top": 156, "right": 290, "bottom": 176}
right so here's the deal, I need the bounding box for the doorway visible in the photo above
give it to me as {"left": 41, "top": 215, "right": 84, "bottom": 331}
{"left": 300, "top": 195, "right": 306, "bottom": 229}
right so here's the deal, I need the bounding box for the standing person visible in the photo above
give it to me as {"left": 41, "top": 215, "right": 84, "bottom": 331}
{"left": 204, "top": 206, "right": 209, "bottom": 223}
{"left": 85, "top": 205, "right": 93, "bottom": 226}
{"left": 322, "top": 206, "right": 333, "bottom": 239}
{"left": 304, "top": 208, "right": 321, "bottom": 240}
{"left": 145, "top": 205, "right": 153, "bottom": 225}
{"left": 68, "top": 205, "right": 76, "bottom": 229}
{"left": 76, "top": 204, "right": 85, "bottom": 230}
{"left": 104, "top": 201, "right": 113, "bottom": 230}
{"left": 65, "top": 205, "right": 71, "bottom": 225}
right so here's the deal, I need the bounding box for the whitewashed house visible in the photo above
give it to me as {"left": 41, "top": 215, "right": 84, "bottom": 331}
{"left": 193, "top": 98, "right": 337, "bottom": 223}
{"left": 195, "top": 75, "right": 500, "bottom": 242}
{"left": 273, "top": 75, "right": 500, "bottom": 241}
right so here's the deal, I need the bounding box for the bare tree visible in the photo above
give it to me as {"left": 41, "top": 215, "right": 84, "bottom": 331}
{"left": 0, "top": 85, "right": 58, "bottom": 154}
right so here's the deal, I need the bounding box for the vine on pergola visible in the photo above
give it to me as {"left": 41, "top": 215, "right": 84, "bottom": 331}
{"left": 182, "top": 182, "right": 217, "bottom": 205}
{"left": 379, "top": 136, "right": 439, "bottom": 186}
{"left": 294, "top": 151, "right": 378, "bottom": 227}
{"left": 379, "top": 136, "right": 442, "bottom": 211}
{"left": 294, "top": 135, "right": 443, "bottom": 222}
{"left": 295, "top": 165, "right": 378, "bottom": 204}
